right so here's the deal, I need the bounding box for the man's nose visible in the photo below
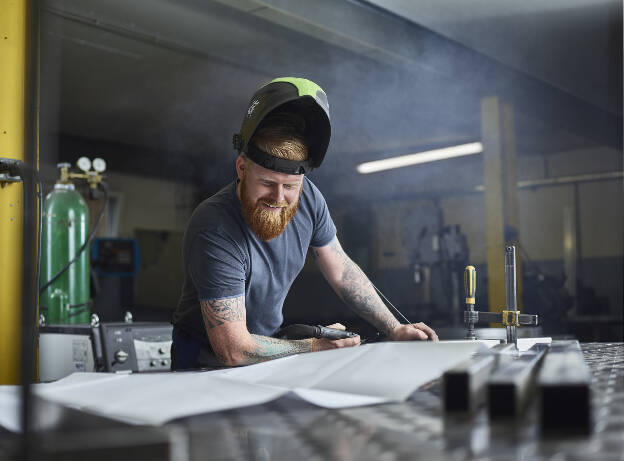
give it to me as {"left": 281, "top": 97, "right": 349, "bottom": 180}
{"left": 271, "top": 184, "right": 285, "bottom": 203}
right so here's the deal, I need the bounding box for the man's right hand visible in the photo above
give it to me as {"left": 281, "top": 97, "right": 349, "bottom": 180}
{"left": 311, "top": 334, "right": 360, "bottom": 352}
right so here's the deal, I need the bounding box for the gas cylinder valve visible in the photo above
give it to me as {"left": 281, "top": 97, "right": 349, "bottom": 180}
{"left": 57, "top": 157, "right": 107, "bottom": 191}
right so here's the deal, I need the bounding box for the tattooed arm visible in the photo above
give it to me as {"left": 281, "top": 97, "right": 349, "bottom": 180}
{"left": 200, "top": 295, "right": 360, "bottom": 366}
{"left": 312, "top": 237, "right": 438, "bottom": 341}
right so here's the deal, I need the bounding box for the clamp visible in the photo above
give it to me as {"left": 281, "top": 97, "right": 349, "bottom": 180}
{"left": 463, "top": 246, "right": 538, "bottom": 348}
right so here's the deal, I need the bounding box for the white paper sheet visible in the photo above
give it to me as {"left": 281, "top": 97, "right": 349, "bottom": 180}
{"left": 517, "top": 337, "right": 552, "bottom": 351}
{"left": 0, "top": 340, "right": 505, "bottom": 429}
{"left": 0, "top": 386, "right": 21, "bottom": 432}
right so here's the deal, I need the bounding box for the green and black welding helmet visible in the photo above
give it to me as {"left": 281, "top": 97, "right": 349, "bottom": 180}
{"left": 232, "top": 77, "right": 331, "bottom": 175}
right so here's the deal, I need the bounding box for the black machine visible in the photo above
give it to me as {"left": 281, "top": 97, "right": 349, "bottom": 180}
{"left": 38, "top": 315, "right": 172, "bottom": 381}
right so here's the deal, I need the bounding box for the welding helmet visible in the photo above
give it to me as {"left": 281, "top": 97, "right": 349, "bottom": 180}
{"left": 232, "top": 77, "right": 331, "bottom": 175}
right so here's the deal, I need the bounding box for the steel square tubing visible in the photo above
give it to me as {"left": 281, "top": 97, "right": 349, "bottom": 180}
{"left": 537, "top": 340, "right": 592, "bottom": 434}
{"left": 443, "top": 343, "right": 516, "bottom": 413}
{"left": 487, "top": 343, "right": 549, "bottom": 418}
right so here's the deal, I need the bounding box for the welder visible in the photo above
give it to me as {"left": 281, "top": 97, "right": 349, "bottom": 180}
{"left": 171, "top": 77, "right": 438, "bottom": 369}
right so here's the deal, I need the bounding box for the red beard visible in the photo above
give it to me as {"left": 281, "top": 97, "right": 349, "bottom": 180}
{"left": 240, "top": 176, "right": 301, "bottom": 241}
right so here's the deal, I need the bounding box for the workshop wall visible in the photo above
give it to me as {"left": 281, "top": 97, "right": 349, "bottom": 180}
{"left": 515, "top": 185, "right": 576, "bottom": 261}
{"left": 356, "top": 144, "right": 623, "bottom": 328}
{"left": 579, "top": 180, "right": 623, "bottom": 258}
{"left": 99, "top": 172, "right": 195, "bottom": 313}
{"left": 105, "top": 172, "right": 194, "bottom": 236}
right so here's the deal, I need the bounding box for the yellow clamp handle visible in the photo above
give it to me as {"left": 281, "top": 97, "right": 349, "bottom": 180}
{"left": 464, "top": 266, "right": 476, "bottom": 305}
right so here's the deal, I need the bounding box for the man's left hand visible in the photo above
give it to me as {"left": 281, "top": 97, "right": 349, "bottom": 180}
{"left": 389, "top": 323, "right": 439, "bottom": 342}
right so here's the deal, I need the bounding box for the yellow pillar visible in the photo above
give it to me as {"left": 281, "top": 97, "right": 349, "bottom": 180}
{"left": 481, "top": 97, "right": 522, "bottom": 320}
{"left": 0, "top": 0, "right": 28, "bottom": 385}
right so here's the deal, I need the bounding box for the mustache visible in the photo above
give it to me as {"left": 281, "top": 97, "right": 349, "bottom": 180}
{"left": 258, "top": 199, "right": 288, "bottom": 208}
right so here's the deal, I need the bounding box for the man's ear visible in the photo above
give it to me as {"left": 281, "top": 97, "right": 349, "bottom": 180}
{"left": 235, "top": 154, "right": 246, "bottom": 181}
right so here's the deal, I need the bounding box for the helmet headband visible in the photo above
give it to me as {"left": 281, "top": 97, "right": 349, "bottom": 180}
{"left": 245, "top": 143, "right": 311, "bottom": 175}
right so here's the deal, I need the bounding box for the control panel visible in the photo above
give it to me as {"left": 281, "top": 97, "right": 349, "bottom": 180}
{"left": 99, "top": 322, "right": 172, "bottom": 372}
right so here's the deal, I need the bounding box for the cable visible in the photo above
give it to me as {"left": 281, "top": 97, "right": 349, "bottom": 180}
{"left": 371, "top": 279, "right": 414, "bottom": 325}
{"left": 351, "top": 262, "right": 425, "bottom": 334}
{"left": 39, "top": 182, "right": 108, "bottom": 295}
{"left": 33, "top": 176, "right": 42, "bottom": 357}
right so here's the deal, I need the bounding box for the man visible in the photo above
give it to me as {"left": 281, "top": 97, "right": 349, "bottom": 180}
{"left": 172, "top": 77, "right": 437, "bottom": 369}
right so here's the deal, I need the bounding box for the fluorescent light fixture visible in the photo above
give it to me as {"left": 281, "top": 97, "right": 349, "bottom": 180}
{"left": 356, "top": 142, "right": 483, "bottom": 174}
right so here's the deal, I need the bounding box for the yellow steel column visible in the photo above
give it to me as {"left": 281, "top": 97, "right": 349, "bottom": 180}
{"left": 0, "top": 0, "right": 28, "bottom": 385}
{"left": 481, "top": 97, "right": 522, "bottom": 319}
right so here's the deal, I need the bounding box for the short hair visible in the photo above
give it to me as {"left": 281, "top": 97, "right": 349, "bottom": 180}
{"left": 250, "top": 111, "right": 308, "bottom": 162}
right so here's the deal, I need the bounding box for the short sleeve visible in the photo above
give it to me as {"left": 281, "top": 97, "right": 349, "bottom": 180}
{"left": 188, "top": 227, "right": 246, "bottom": 301}
{"left": 308, "top": 179, "right": 337, "bottom": 247}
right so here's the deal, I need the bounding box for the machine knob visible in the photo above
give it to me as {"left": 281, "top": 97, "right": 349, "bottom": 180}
{"left": 150, "top": 360, "right": 157, "bottom": 367}
{"left": 90, "top": 313, "right": 100, "bottom": 328}
{"left": 158, "top": 347, "right": 166, "bottom": 355}
{"left": 114, "top": 350, "right": 128, "bottom": 363}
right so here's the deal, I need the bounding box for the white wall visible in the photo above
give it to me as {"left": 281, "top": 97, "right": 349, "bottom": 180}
{"left": 105, "top": 172, "right": 195, "bottom": 236}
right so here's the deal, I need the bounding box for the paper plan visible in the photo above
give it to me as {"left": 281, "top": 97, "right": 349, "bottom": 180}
{"left": 0, "top": 339, "right": 549, "bottom": 429}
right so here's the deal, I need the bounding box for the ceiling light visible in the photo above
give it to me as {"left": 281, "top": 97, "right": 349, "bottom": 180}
{"left": 356, "top": 142, "right": 483, "bottom": 174}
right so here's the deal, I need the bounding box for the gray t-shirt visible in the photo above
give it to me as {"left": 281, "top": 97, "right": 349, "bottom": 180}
{"left": 173, "top": 176, "right": 336, "bottom": 348}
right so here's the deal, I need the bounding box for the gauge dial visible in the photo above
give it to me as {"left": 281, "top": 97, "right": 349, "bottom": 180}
{"left": 93, "top": 158, "right": 107, "bottom": 173}
{"left": 77, "top": 157, "right": 91, "bottom": 172}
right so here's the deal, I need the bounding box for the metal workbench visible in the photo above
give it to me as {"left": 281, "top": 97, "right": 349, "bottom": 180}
{"left": 1, "top": 343, "right": 623, "bottom": 460}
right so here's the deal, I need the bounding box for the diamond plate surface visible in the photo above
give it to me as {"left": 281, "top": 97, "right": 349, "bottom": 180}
{"left": 180, "top": 343, "right": 624, "bottom": 460}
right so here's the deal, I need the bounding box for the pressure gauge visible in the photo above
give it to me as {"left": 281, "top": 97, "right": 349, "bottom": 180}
{"left": 77, "top": 157, "right": 91, "bottom": 172}
{"left": 93, "top": 158, "right": 107, "bottom": 173}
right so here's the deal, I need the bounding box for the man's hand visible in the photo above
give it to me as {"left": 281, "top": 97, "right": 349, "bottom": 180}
{"left": 389, "top": 322, "right": 439, "bottom": 342}
{"left": 310, "top": 322, "right": 360, "bottom": 351}
{"left": 311, "top": 334, "right": 360, "bottom": 352}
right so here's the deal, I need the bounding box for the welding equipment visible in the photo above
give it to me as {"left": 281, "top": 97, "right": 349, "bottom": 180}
{"left": 232, "top": 77, "right": 331, "bottom": 175}
{"left": 38, "top": 314, "right": 173, "bottom": 381}
{"left": 39, "top": 158, "right": 107, "bottom": 324}
{"left": 274, "top": 324, "right": 359, "bottom": 340}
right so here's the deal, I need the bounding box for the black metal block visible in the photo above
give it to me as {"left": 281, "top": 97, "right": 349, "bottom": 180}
{"left": 488, "top": 344, "right": 548, "bottom": 418}
{"left": 443, "top": 343, "right": 514, "bottom": 413}
{"left": 538, "top": 340, "right": 592, "bottom": 434}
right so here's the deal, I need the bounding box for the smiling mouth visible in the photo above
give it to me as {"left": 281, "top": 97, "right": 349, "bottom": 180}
{"left": 261, "top": 202, "right": 285, "bottom": 210}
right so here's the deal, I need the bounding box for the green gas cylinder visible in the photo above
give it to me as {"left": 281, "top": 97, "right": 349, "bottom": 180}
{"left": 40, "top": 176, "right": 91, "bottom": 324}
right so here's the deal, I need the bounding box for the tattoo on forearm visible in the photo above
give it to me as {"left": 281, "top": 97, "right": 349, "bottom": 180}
{"left": 201, "top": 297, "right": 245, "bottom": 329}
{"left": 328, "top": 239, "right": 399, "bottom": 335}
{"left": 242, "top": 335, "right": 312, "bottom": 364}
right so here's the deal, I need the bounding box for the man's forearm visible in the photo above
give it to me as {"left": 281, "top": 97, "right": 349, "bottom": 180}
{"left": 201, "top": 296, "right": 359, "bottom": 366}
{"left": 201, "top": 297, "right": 314, "bottom": 366}
{"left": 338, "top": 258, "right": 400, "bottom": 335}
{"left": 238, "top": 335, "right": 313, "bottom": 365}
{"left": 313, "top": 239, "right": 400, "bottom": 335}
